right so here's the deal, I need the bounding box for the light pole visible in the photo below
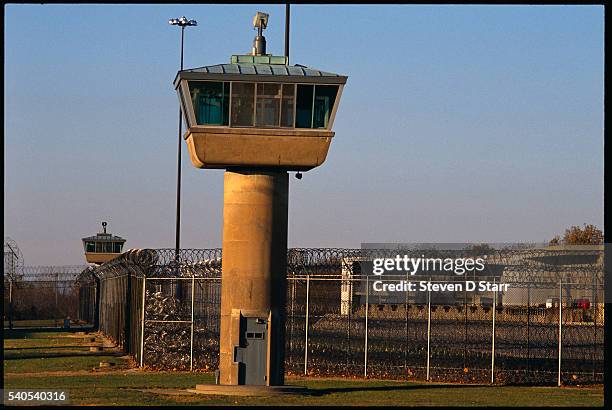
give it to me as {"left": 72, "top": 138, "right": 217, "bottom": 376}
{"left": 169, "top": 16, "right": 197, "bottom": 263}
{"left": 285, "top": 4, "right": 290, "bottom": 62}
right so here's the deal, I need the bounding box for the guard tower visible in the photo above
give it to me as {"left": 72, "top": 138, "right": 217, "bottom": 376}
{"left": 82, "top": 222, "right": 126, "bottom": 264}
{"left": 174, "top": 12, "right": 347, "bottom": 387}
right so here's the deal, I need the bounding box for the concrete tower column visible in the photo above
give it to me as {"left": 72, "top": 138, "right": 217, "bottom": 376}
{"left": 218, "top": 170, "right": 288, "bottom": 385}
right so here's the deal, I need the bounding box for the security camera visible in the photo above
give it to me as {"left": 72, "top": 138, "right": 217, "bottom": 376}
{"left": 295, "top": 172, "right": 302, "bottom": 180}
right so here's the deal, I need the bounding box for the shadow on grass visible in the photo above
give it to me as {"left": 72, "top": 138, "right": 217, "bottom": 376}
{"left": 5, "top": 345, "right": 97, "bottom": 351}
{"left": 3, "top": 351, "right": 125, "bottom": 360}
{"left": 306, "top": 383, "right": 487, "bottom": 396}
{"left": 3, "top": 327, "right": 95, "bottom": 339}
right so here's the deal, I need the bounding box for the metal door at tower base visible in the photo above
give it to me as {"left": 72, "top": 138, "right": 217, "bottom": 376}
{"left": 234, "top": 317, "right": 268, "bottom": 385}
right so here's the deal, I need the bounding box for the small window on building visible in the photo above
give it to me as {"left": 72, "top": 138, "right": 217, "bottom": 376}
{"left": 95, "top": 242, "right": 103, "bottom": 253}
{"left": 313, "top": 85, "right": 339, "bottom": 128}
{"left": 113, "top": 242, "right": 123, "bottom": 253}
{"left": 85, "top": 242, "right": 95, "bottom": 252}
{"left": 255, "top": 83, "right": 281, "bottom": 127}
{"left": 231, "top": 82, "right": 255, "bottom": 126}
{"left": 280, "top": 84, "right": 295, "bottom": 127}
{"left": 189, "top": 81, "right": 229, "bottom": 126}
{"left": 295, "top": 84, "right": 314, "bottom": 128}
{"left": 103, "top": 242, "right": 113, "bottom": 253}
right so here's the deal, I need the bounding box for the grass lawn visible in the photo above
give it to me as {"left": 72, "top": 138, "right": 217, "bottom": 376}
{"left": 3, "top": 330, "right": 604, "bottom": 406}
{"left": 4, "top": 319, "right": 66, "bottom": 328}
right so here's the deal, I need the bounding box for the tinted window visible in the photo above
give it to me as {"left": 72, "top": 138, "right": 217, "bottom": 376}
{"left": 313, "top": 85, "right": 339, "bottom": 128}
{"left": 295, "top": 84, "right": 314, "bottom": 128}
{"left": 189, "top": 81, "right": 229, "bottom": 125}
{"left": 280, "top": 84, "right": 295, "bottom": 127}
{"left": 256, "top": 83, "right": 281, "bottom": 127}
{"left": 231, "top": 82, "right": 255, "bottom": 126}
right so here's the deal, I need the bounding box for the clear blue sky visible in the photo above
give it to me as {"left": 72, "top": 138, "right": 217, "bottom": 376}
{"left": 4, "top": 4, "right": 604, "bottom": 265}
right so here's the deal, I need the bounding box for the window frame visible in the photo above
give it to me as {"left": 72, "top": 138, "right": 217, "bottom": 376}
{"left": 281, "top": 83, "right": 296, "bottom": 128}
{"left": 312, "top": 84, "right": 341, "bottom": 129}
{"left": 255, "top": 82, "right": 279, "bottom": 128}
{"left": 179, "top": 81, "right": 197, "bottom": 128}
{"left": 84, "top": 242, "right": 96, "bottom": 253}
{"left": 230, "top": 81, "right": 256, "bottom": 127}
{"left": 182, "top": 80, "right": 343, "bottom": 131}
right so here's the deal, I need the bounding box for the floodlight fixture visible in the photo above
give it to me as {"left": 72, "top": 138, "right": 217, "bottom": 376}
{"left": 252, "top": 12, "right": 269, "bottom": 56}
{"left": 169, "top": 16, "right": 198, "bottom": 27}
{"left": 253, "top": 12, "right": 268, "bottom": 30}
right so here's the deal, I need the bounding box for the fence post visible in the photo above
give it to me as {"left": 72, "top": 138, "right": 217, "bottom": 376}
{"left": 290, "top": 276, "right": 295, "bottom": 366}
{"left": 125, "top": 273, "right": 132, "bottom": 352}
{"left": 8, "top": 279, "right": 14, "bottom": 330}
{"left": 527, "top": 282, "right": 530, "bottom": 375}
{"left": 94, "top": 276, "right": 101, "bottom": 331}
{"left": 347, "top": 275, "right": 352, "bottom": 371}
{"left": 139, "top": 277, "right": 146, "bottom": 368}
{"left": 405, "top": 272, "right": 409, "bottom": 374}
{"left": 426, "top": 282, "right": 431, "bottom": 381}
{"left": 592, "top": 280, "right": 597, "bottom": 378}
{"left": 364, "top": 275, "right": 369, "bottom": 378}
{"left": 463, "top": 282, "right": 468, "bottom": 371}
{"left": 558, "top": 281, "right": 562, "bottom": 387}
{"left": 190, "top": 275, "right": 195, "bottom": 371}
{"left": 56, "top": 271, "right": 59, "bottom": 318}
{"left": 304, "top": 274, "right": 310, "bottom": 375}
{"left": 491, "top": 277, "right": 496, "bottom": 384}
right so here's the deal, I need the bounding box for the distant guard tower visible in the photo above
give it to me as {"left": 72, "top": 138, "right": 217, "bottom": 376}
{"left": 82, "top": 222, "right": 126, "bottom": 264}
{"left": 174, "top": 12, "right": 347, "bottom": 388}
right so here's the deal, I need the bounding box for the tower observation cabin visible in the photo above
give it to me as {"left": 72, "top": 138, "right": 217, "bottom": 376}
{"left": 82, "top": 222, "right": 126, "bottom": 264}
{"left": 173, "top": 18, "right": 347, "bottom": 170}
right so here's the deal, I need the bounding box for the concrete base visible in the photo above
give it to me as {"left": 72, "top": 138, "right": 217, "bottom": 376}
{"left": 189, "top": 384, "right": 307, "bottom": 397}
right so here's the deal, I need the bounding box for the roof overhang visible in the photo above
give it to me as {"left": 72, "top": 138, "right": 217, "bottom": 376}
{"left": 174, "top": 72, "right": 347, "bottom": 88}
{"left": 173, "top": 63, "right": 348, "bottom": 89}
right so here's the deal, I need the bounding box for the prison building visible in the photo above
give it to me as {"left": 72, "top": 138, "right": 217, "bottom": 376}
{"left": 499, "top": 245, "right": 604, "bottom": 307}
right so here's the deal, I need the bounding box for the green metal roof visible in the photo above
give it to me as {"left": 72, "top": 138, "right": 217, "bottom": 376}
{"left": 230, "top": 55, "right": 288, "bottom": 65}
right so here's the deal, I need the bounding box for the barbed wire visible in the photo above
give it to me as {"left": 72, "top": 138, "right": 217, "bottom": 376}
{"left": 4, "top": 237, "right": 25, "bottom": 281}
{"left": 3, "top": 247, "right": 602, "bottom": 287}
{"left": 91, "top": 247, "right": 602, "bottom": 286}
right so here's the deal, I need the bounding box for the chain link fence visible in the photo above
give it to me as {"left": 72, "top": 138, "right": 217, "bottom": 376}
{"left": 3, "top": 265, "right": 90, "bottom": 327}
{"left": 84, "top": 247, "right": 603, "bottom": 385}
